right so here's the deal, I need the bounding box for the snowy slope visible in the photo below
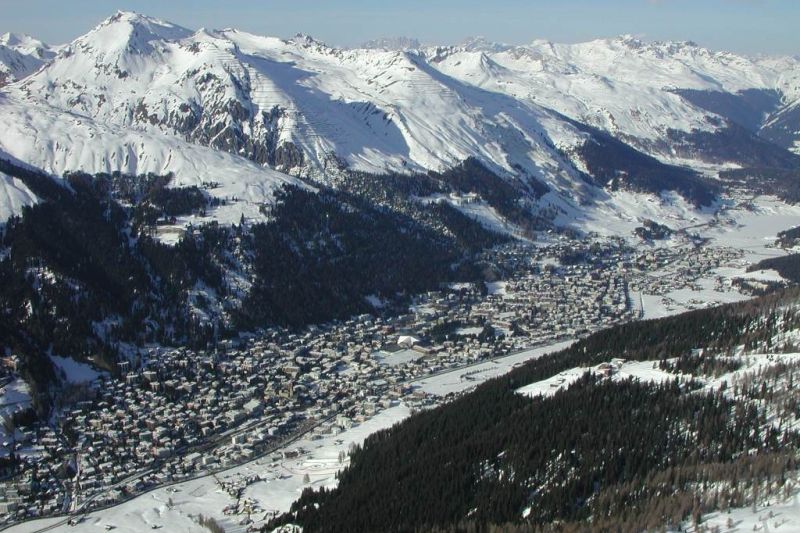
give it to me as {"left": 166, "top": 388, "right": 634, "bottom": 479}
{"left": 0, "top": 32, "right": 57, "bottom": 86}
{"left": 11, "top": 12, "right": 798, "bottom": 180}
{"left": 0, "top": 169, "right": 38, "bottom": 221}
{"left": 3, "top": 11, "right": 800, "bottom": 233}
{"left": 0, "top": 92, "right": 305, "bottom": 226}
{"left": 425, "top": 36, "right": 800, "bottom": 161}
{"left": 8, "top": 12, "right": 594, "bottom": 186}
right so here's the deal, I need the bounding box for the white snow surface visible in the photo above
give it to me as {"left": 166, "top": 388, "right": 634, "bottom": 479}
{"left": 427, "top": 35, "right": 800, "bottom": 144}
{"left": 0, "top": 92, "right": 306, "bottom": 227}
{"left": 0, "top": 170, "right": 38, "bottom": 221}
{"left": 683, "top": 486, "right": 800, "bottom": 532}
{"left": 49, "top": 355, "right": 104, "bottom": 384}
{"left": 516, "top": 359, "right": 680, "bottom": 400}
{"left": 0, "top": 32, "right": 57, "bottom": 86}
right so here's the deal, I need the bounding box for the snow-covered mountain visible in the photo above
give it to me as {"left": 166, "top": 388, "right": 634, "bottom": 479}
{"left": 10, "top": 13, "right": 799, "bottom": 176}
{"left": 0, "top": 32, "right": 57, "bottom": 86}
{"left": 425, "top": 36, "right": 800, "bottom": 159}
{"left": 359, "top": 36, "right": 422, "bottom": 51}
{"left": 8, "top": 12, "right": 589, "bottom": 183}
{"left": 2, "top": 11, "right": 799, "bottom": 233}
{"left": 0, "top": 92, "right": 304, "bottom": 223}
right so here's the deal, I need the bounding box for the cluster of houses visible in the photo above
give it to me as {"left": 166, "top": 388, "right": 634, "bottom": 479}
{"left": 0, "top": 237, "right": 746, "bottom": 524}
{"left": 627, "top": 245, "right": 745, "bottom": 297}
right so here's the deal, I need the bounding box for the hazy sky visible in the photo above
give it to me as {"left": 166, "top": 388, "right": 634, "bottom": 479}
{"left": 1, "top": 0, "right": 797, "bottom": 55}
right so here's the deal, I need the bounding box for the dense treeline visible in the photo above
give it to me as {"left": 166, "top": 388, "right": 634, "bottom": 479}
{"left": 571, "top": 124, "right": 718, "bottom": 207}
{"left": 776, "top": 225, "right": 800, "bottom": 248}
{"left": 432, "top": 158, "right": 549, "bottom": 225}
{"left": 658, "top": 352, "right": 742, "bottom": 377}
{"left": 748, "top": 253, "right": 800, "bottom": 284}
{"left": 668, "top": 123, "right": 800, "bottom": 170}
{"left": 0, "top": 157, "right": 73, "bottom": 204}
{"left": 335, "top": 158, "right": 550, "bottom": 236}
{"left": 634, "top": 219, "right": 672, "bottom": 241}
{"left": 269, "top": 288, "right": 800, "bottom": 532}
{"left": 0, "top": 159, "right": 503, "bottom": 408}
{"left": 719, "top": 167, "right": 800, "bottom": 203}
{"left": 237, "top": 185, "right": 492, "bottom": 327}
{"left": 333, "top": 168, "right": 508, "bottom": 253}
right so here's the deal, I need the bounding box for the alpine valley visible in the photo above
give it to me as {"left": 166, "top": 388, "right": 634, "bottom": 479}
{"left": 0, "top": 10, "right": 800, "bottom": 533}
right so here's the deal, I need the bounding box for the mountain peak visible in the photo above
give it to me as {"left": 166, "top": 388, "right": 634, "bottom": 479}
{"left": 291, "top": 33, "right": 334, "bottom": 51}
{"left": 0, "top": 32, "right": 28, "bottom": 47}
{"left": 0, "top": 32, "right": 53, "bottom": 55}
{"left": 460, "top": 36, "right": 509, "bottom": 53}
{"left": 46, "top": 10, "right": 191, "bottom": 63}
{"left": 105, "top": 10, "right": 175, "bottom": 28}
{"left": 88, "top": 10, "right": 192, "bottom": 47}
{"left": 360, "top": 36, "right": 422, "bottom": 51}
{"left": 608, "top": 34, "right": 709, "bottom": 56}
{"left": 615, "top": 34, "right": 644, "bottom": 45}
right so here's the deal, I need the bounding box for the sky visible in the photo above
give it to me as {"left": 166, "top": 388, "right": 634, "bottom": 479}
{"left": 0, "top": 0, "right": 797, "bottom": 56}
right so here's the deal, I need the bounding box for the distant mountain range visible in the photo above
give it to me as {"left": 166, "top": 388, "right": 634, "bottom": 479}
{"left": 1, "top": 11, "right": 799, "bottom": 233}
{"left": 359, "top": 36, "right": 422, "bottom": 51}
{"left": 0, "top": 32, "right": 58, "bottom": 86}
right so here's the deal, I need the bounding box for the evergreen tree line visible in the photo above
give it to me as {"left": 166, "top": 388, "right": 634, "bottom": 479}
{"left": 0, "top": 159, "right": 503, "bottom": 413}
{"left": 573, "top": 124, "right": 719, "bottom": 207}
{"left": 719, "top": 167, "right": 800, "bottom": 203}
{"left": 334, "top": 158, "right": 550, "bottom": 237}
{"left": 268, "top": 287, "right": 800, "bottom": 532}
{"left": 748, "top": 253, "right": 800, "bottom": 284}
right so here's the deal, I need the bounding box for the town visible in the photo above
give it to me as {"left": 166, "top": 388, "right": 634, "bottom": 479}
{"left": 0, "top": 234, "right": 755, "bottom": 525}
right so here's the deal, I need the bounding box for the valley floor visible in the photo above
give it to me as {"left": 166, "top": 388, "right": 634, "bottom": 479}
{"left": 4, "top": 194, "right": 800, "bottom": 533}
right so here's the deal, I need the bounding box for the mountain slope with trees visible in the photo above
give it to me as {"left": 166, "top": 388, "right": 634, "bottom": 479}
{"left": 0, "top": 158, "right": 502, "bottom": 412}
{"left": 270, "top": 288, "right": 800, "bottom": 532}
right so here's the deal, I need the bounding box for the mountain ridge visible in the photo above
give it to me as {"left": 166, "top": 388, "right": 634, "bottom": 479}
{"left": 0, "top": 10, "right": 798, "bottom": 236}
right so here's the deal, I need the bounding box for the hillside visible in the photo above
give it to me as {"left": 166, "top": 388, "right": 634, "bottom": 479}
{"left": 4, "top": 11, "right": 799, "bottom": 232}
{"left": 0, "top": 157, "right": 502, "bottom": 410}
{"left": 272, "top": 288, "right": 800, "bottom": 532}
{"left": 0, "top": 32, "right": 56, "bottom": 86}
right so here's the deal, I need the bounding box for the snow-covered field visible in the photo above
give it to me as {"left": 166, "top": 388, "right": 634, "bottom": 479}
{"left": 0, "top": 379, "right": 32, "bottom": 420}
{"left": 517, "top": 352, "right": 800, "bottom": 400}
{"left": 516, "top": 359, "right": 682, "bottom": 399}
{"left": 49, "top": 355, "right": 104, "bottom": 384}
{"left": 630, "top": 195, "right": 800, "bottom": 320}
{"left": 684, "top": 490, "right": 800, "bottom": 532}
{"left": 709, "top": 196, "right": 800, "bottom": 263}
